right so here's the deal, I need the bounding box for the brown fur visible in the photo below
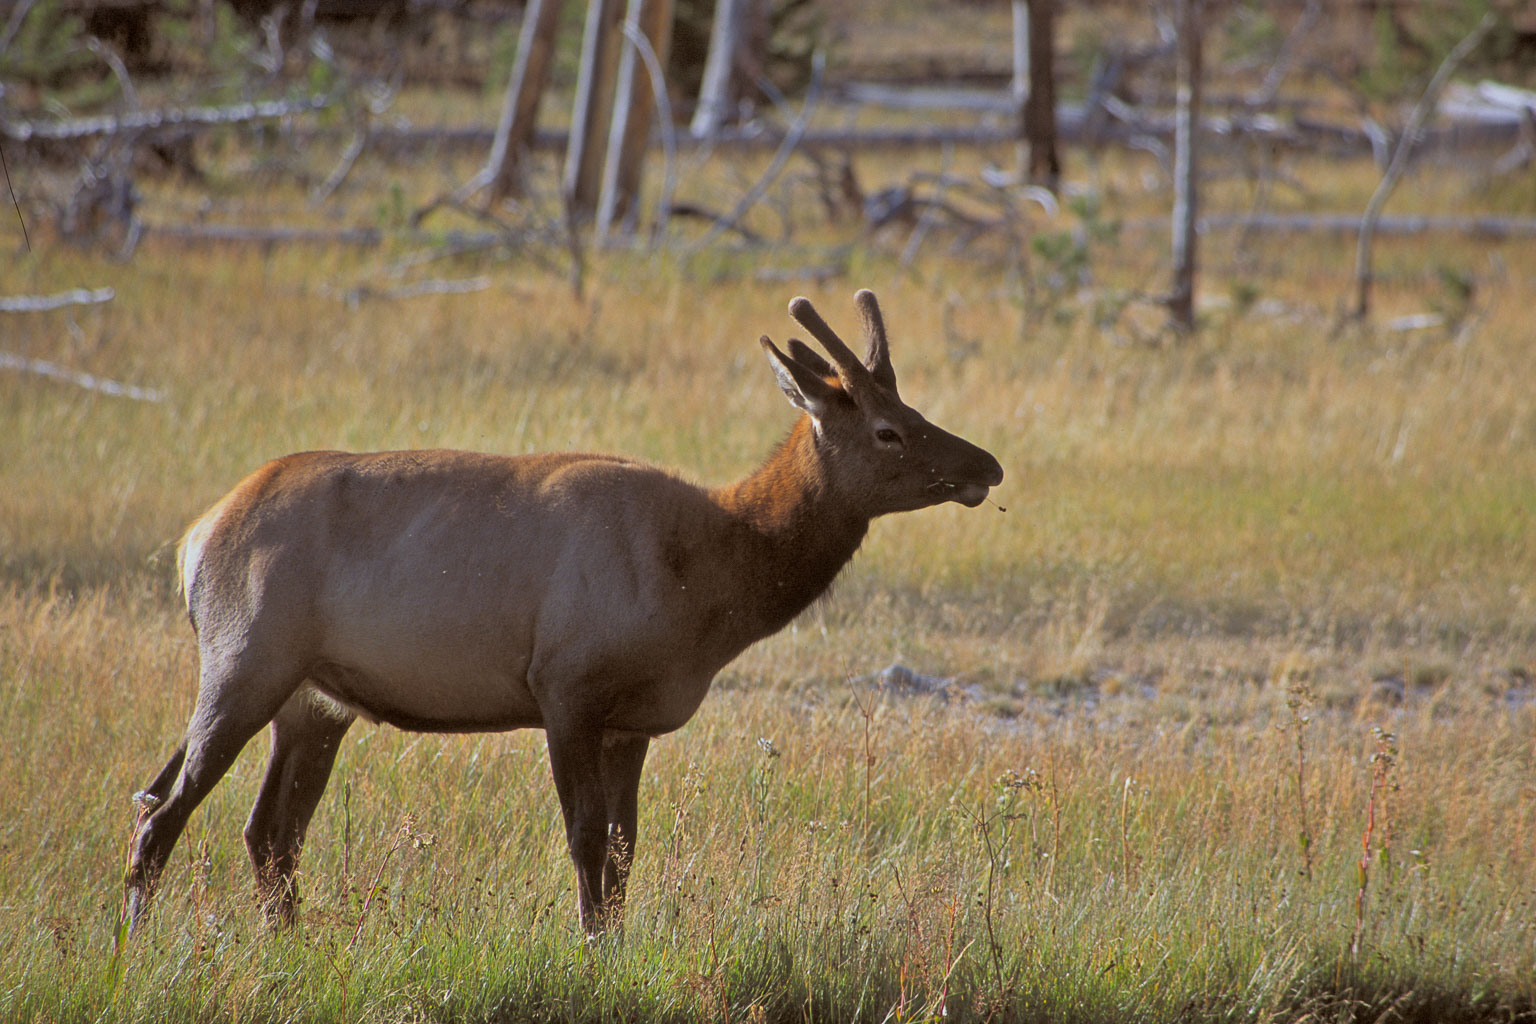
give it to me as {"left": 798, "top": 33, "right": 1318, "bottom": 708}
{"left": 124, "top": 291, "right": 1003, "bottom": 936}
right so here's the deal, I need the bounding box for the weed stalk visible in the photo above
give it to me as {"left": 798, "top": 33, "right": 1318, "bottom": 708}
{"left": 1047, "top": 747, "right": 1062, "bottom": 895}
{"left": 1284, "top": 682, "right": 1316, "bottom": 881}
{"left": 348, "top": 814, "right": 434, "bottom": 951}
{"left": 849, "top": 679, "right": 876, "bottom": 840}
{"left": 1119, "top": 774, "right": 1138, "bottom": 886}
{"left": 963, "top": 771, "right": 1035, "bottom": 1001}
{"left": 750, "top": 736, "right": 781, "bottom": 903}
{"left": 1352, "top": 728, "right": 1398, "bottom": 958}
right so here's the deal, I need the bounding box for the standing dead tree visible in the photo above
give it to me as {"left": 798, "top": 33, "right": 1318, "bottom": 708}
{"left": 1019, "top": 0, "right": 1059, "bottom": 193}
{"left": 595, "top": 0, "right": 676, "bottom": 240}
{"left": 483, "top": 0, "right": 566, "bottom": 204}
{"left": 447, "top": 0, "right": 676, "bottom": 243}
{"left": 564, "top": 0, "right": 626, "bottom": 218}
{"left": 690, "top": 0, "right": 750, "bottom": 139}
{"left": 1167, "top": 0, "right": 1204, "bottom": 332}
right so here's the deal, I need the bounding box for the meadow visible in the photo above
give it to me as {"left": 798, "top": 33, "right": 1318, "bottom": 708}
{"left": 3, "top": 94, "right": 1536, "bottom": 1022}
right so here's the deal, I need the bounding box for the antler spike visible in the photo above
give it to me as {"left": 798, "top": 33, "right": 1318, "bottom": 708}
{"left": 787, "top": 296, "right": 869, "bottom": 387}
{"left": 854, "top": 289, "right": 898, "bottom": 394}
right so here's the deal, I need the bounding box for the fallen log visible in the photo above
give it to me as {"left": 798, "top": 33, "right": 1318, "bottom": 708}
{"left": 138, "top": 221, "right": 528, "bottom": 250}
{"left": 5, "top": 86, "right": 1525, "bottom": 159}
{"left": 334, "top": 103, "right": 1523, "bottom": 163}
{"left": 143, "top": 222, "right": 385, "bottom": 246}
{"left": 0, "top": 351, "right": 164, "bottom": 402}
{"left": 134, "top": 208, "right": 1536, "bottom": 258}
{"left": 0, "top": 94, "right": 333, "bottom": 144}
{"left": 334, "top": 275, "right": 493, "bottom": 307}
{"left": 1181, "top": 213, "right": 1536, "bottom": 238}
{"left": 0, "top": 286, "right": 114, "bottom": 313}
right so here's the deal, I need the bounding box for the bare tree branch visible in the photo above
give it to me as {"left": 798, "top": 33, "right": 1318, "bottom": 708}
{"left": 1491, "top": 104, "right": 1536, "bottom": 177}
{"left": 145, "top": 222, "right": 384, "bottom": 245}
{"left": 1354, "top": 13, "right": 1496, "bottom": 319}
{"left": 684, "top": 51, "right": 824, "bottom": 252}
{"left": 900, "top": 143, "right": 954, "bottom": 267}
{"left": 1249, "top": 0, "right": 1321, "bottom": 107}
{"left": 0, "top": 0, "right": 38, "bottom": 59}
{"left": 595, "top": 0, "right": 676, "bottom": 241}
{"left": 309, "top": 117, "right": 369, "bottom": 207}
{"left": 85, "top": 37, "right": 140, "bottom": 111}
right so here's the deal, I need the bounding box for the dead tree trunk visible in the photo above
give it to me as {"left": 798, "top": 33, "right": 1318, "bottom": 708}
{"left": 691, "top": 0, "right": 749, "bottom": 138}
{"left": 1011, "top": 0, "right": 1028, "bottom": 176}
{"left": 564, "top": 0, "right": 626, "bottom": 218}
{"left": 1168, "top": 0, "right": 1203, "bottom": 332}
{"left": 596, "top": 0, "right": 675, "bottom": 240}
{"left": 1023, "top": 0, "right": 1059, "bottom": 192}
{"left": 485, "top": 0, "right": 566, "bottom": 203}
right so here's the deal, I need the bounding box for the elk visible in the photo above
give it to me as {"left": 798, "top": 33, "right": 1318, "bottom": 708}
{"left": 124, "top": 290, "right": 1003, "bottom": 937}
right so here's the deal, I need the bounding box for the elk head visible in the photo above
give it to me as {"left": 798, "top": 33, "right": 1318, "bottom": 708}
{"left": 760, "top": 289, "right": 1004, "bottom": 515}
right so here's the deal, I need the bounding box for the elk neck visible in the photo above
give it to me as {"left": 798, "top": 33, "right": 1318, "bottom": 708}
{"left": 707, "top": 415, "right": 870, "bottom": 635}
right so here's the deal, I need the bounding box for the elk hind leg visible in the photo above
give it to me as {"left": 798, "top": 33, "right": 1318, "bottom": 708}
{"left": 125, "top": 665, "right": 296, "bottom": 927}
{"left": 245, "top": 688, "right": 354, "bottom": 927}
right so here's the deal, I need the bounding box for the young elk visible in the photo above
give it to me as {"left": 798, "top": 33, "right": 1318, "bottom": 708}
{"left": 125, "top": 290, "right": 1003, "bottom": 937}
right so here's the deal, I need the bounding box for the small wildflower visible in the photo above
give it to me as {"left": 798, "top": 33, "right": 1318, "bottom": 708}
{"left": 999, "top": 768, "right": 1042, "bottom": 792}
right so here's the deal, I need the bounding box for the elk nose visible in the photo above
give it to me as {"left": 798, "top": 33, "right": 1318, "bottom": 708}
{"left": 967, "top": 446, "right": 1003, "bottom": 487}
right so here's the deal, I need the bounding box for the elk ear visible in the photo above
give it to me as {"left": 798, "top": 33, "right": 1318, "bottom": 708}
{"left": 761, "top": 335, "right": 840, "bottom": 418}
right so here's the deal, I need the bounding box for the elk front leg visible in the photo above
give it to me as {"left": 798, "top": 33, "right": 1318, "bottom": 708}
{"left": 600, "top": 733, "right": 650, "bottom": 932}
{"left": 545, "top": 724, "right": 609, "bottom": 937}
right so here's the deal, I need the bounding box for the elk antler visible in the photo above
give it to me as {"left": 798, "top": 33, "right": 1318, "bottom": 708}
{"left": 854, "top": 289, "right": 898, "bottom": 395}
{"left": 788, "top": 293, "right": 899, "bottom": 396}
{"left": 785, "top": 338, "right": 836, "bottom": 379}
{"left": 788, "top": 296, "right": 872, "bottom": 392}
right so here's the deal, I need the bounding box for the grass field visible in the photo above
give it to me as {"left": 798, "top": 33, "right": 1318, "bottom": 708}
{"left": 3, "top": 88, "right": 1536, "bottom": 1022}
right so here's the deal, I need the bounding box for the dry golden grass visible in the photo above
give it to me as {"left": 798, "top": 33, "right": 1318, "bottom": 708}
{"left": 2, "top": 94, "right": 1534, "bottom": 1021}
{"left": 0, "top": 583, "right": 1531, "bottom": 1023}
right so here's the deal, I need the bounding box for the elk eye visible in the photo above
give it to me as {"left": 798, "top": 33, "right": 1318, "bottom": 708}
{"left": 875, "top": 427, "right": 903, "bottom": 446}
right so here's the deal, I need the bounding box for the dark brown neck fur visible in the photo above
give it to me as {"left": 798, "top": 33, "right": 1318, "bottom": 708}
{"left": 709, "top": 417, "right": 870, "bottom": 635}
